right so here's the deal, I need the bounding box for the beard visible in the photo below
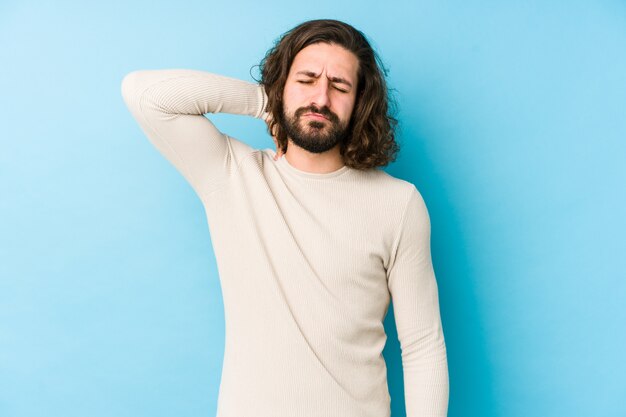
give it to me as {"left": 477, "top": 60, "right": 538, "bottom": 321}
{"left": 280, "top": 104, "right": 349, "bottom": 154}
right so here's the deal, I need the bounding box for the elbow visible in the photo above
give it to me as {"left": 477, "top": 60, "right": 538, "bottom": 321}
{"left": 120, "top": 70, "right": 147, "bottom": 106}
{"left": 401, "top": 328, "right": 448, "bottom": 370}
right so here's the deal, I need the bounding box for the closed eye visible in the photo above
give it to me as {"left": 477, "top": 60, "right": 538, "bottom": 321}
{"left": 298, "top": 80, "right": 348, "bottom": 93}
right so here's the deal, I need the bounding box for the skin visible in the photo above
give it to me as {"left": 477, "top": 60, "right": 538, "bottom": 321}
{"left": 268, "top": 42, "right": 359, "bottom": 173}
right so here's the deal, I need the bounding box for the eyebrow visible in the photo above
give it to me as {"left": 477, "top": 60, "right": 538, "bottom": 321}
{"left": 295, "top": 70, "right": 353, "bottom": 89}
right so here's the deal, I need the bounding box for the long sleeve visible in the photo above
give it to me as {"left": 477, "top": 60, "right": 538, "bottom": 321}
{"left": 120, "top": 69, "right": 268, "bottom": 197}
{"left": 386, "top": 185, "right": 449, "bottom": 417}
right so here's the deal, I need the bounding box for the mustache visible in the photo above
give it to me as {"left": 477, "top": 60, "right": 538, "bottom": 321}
{"left": 294, "top": 105, "right": 339, "bottom": 123}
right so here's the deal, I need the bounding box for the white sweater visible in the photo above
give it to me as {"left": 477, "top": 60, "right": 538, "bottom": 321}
{"left": 121, "top": 69, "right": 449, "bottom": 417}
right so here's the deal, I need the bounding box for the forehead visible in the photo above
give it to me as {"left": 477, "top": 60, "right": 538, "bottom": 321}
{"left": 289, "top": 42, "right": 359, "bottom": 81}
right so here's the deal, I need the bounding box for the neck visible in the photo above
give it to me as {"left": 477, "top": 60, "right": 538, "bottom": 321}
{"left": 283, "top": 142, "right": 345, "bottom": 174}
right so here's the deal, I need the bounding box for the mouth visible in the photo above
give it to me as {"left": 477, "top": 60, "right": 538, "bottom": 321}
{"left": 303, "top": 113, "right": 329, "bottom": 121}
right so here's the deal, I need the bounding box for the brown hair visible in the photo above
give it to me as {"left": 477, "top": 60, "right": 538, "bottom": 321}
{"left": 256, "top": 19, "right": 400, "bottom": 170}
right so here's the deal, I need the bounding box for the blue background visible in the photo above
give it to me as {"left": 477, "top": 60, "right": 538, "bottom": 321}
{"left": 1, "top": 1, "right": 625, "bottom": 416}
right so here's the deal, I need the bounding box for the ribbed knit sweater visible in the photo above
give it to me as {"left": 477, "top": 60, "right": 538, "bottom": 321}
{"left": 121, "top": 69, "right": 449, "bottom": 417}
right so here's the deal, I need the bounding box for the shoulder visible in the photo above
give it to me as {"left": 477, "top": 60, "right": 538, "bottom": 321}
{"left": 371, "top": 171, "right": 431, "bottom": 230}
{"left": 345, "top": 169, "right": 429, "bottom": 230}
{"left": 367, "top": 169, "right": 423, "bottom": 203}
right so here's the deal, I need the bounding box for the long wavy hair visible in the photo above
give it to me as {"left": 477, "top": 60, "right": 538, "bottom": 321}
{"left": 256, "top": 19, "right": 400, "bottom": 170}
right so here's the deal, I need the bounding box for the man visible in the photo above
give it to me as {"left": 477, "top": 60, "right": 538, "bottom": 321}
{"left": 122, "top": 18, "right": 449, "bottom": 417}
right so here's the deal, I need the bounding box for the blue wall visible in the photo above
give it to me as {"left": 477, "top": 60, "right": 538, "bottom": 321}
{"left": 1, "top": 1, "right": 624, "bottom": 416}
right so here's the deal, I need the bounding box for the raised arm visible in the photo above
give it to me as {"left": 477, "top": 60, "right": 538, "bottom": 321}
{"left": 386, "top": 186, "right": 450, "bottom": 417}
{"left": 121, "top": 69, "right": 268, "bottom": 197}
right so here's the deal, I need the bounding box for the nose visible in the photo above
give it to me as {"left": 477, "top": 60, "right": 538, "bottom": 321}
{"left": 310, "top": 79, "right": 331, "bottom": 109}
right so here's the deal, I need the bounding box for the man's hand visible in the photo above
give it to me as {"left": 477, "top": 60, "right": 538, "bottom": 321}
{"left": 264, "top": 113, "right": 284, "bottom": 161}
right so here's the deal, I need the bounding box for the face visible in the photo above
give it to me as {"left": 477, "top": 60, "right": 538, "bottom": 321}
{"left": 280, "top": 42, "right": 359, "bottom": 154}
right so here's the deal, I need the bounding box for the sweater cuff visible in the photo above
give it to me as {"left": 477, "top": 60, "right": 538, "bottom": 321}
{"left": 256, "top": 84, "right": 270, "bottom": 121}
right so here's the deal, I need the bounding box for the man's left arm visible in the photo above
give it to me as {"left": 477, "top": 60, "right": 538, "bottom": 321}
{"left": 386, "top": 185, "right": 449, "bottom": 417}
